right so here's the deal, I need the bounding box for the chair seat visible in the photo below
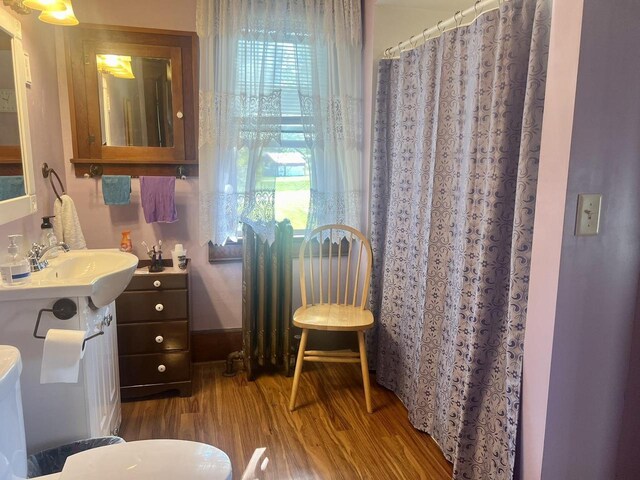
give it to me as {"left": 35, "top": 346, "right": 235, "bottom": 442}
{"left": 293, "top": 304, "right": 374, "bottom": 331}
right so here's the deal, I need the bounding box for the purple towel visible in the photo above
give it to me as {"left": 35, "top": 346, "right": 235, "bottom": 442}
{"left": 140, "top": 176, "right": 178, "bottom": 223}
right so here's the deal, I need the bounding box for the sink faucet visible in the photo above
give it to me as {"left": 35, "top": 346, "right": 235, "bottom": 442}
{"left": 28, "top": 242, "right": 70, "bottom": 272}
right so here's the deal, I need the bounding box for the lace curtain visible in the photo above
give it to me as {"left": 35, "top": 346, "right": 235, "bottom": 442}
{"left": 197, "top": 0, "right": 363, "bottom": 245}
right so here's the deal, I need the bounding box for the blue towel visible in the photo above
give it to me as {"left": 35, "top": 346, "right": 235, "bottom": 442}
{"left": 102, "top": 175, "right": 131, "bottom": 205}
{"left": 0, "top": 176, "right": 25, "bottom": 201}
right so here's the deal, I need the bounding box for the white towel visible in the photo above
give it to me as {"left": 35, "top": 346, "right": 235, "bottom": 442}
{"left": 53, "top": 194, "right": 87, "bottom": 250}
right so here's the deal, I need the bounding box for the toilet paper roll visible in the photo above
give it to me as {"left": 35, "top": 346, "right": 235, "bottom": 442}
{"left": 40, "top": 329, "right": 86, "bottom": 384}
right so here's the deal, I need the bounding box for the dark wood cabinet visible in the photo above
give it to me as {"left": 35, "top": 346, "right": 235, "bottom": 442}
{"left": 64, "top": 25, "right": 198, "bottom": 178}
{"left": 115, "top": 265, "right": 192, "bottom": 399}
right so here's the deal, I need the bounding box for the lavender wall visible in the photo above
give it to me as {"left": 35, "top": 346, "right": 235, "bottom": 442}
{"left": 539, "top": 0, "right": 640, "bottom": 477}
{"left": 53, "top": 0, "right": 243, "bottom": 332}
{"left": 616, "top": 292, "right": 640, "bottom": 478}
{"left": 0, "top": 7, "right": 65, "bottom": 254}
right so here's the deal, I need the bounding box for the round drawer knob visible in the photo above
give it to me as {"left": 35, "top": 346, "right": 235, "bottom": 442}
{"left": 176, "top": 111, "right": 184, "bottom": 119}
{"left": 155, "top": 335, "right": 164, "bottom": 344}
{"left": 153, "top": 280, "right": 162, "bottom": 288}
{"left": 155, "top": 303, "right": 164, "bottom": 312}
{"left": 157, "top": 364, "right": 166, "bottom": 373}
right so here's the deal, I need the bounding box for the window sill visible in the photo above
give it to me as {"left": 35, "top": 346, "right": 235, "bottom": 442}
{"left": 208, "top": 235, "right": 350, "bottom": 263}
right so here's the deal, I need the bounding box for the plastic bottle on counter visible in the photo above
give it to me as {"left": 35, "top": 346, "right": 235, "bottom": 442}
{"left": 39, "top": 216, "right": 59, "bottom": 258}
{"left": 0, "top": 234, "right": 31, "bottom": 287}
{"left": 120, "top": 230, "right": 133, "bottom": 253}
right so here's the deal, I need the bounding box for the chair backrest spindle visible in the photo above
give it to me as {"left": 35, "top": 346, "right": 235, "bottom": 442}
{"left": 298, "top": 225, "right": 372, "bottom": 311}
{"left": 318, "top": 231, "right": 324, "bottom": 304}
{"left": 328, "top": 228, "right": 333, "bottom": 304}
{"left": 336, "top": 238, "right": 342, "bottom": 304}
{"left": 344, "top": 232, "right": 353, "bottom": 306}
{"left": 352, "top": 240, "right": 364, "bottom": 307}
{"left": 308, "top": 242, "right": 315, "bottom": 305}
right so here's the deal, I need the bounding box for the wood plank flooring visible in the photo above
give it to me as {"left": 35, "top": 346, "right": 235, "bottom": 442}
{"left": 120, "top": 362, "right": 452, "bottom": 479}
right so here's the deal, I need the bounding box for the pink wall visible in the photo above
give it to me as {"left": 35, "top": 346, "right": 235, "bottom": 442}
{"left": 54, "top": 0, "right": 243, "bottom": 332}
{"left": 0, "top": 7, "right": 66, "bottom": 255}
{"left": 73, "top": 0, "right": 197, "bottom": 32}
{"left": 54, "top": 0, "right": 377, "bottom": 331}
{"left": 520, "top": 0, "right": 584, "bottom": 477}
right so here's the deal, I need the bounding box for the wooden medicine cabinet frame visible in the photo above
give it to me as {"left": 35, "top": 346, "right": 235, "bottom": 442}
{"left": 64, "top": 25, "right": 198, "bottom": 178}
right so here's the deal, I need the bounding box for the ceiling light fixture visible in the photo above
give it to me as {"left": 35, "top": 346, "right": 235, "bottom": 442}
{"left": 22, "top": 0, "right": 65, "bottom": 11}
{"left": 3, "top": 0, "right": 79, "bottom": 26}
{"left": 38, "top": 0, "right": 78, "bottom": 26}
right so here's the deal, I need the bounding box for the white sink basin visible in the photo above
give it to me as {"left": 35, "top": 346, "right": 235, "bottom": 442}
{"left": 0, "top": 249, "right": 138, "bottom": 307}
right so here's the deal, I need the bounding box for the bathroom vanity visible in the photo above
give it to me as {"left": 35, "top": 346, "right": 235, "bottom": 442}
{"left": 0, "top": 296, "right": 120, "bottom": 453}
{"left": 116, "top": 263, "right": 192, "bottom": 399}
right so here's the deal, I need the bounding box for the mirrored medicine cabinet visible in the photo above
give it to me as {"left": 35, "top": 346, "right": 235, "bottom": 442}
{"left": 64, "top": 25, "right": 198, "bottom": 177}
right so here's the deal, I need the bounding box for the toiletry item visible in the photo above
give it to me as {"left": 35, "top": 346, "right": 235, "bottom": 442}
{"left": 40, "top": 216, "right": 59, "bottom": 258}
{"left": 172, "top": 244, "right": 187, "bottom": 270}
{"left": 148, "top": 241, "right": 164, "bottom": 272}
{"left": 0, "top": 235, "right": 31, "bottom": 286}
{"left": 120, "top": 231, "right": 132, "bottom": 252}
{"left": 178, "top": 252, "right": 187, "bottom": 270}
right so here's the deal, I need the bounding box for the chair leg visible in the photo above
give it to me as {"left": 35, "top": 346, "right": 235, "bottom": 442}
{"left": 289, "top": 329, "right": 309, "bottom": 411}
{"left": 357, "top": 331, "right": 373, "bottom": 413}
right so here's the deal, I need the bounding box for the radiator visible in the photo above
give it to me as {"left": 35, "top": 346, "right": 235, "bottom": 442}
{"left": 242, "top": 220, "right": 294, "bottom": 380}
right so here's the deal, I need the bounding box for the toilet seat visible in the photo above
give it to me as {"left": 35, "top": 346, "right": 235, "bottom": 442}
{"left": 57, "top": 439, "right": 232, "bottom": 480}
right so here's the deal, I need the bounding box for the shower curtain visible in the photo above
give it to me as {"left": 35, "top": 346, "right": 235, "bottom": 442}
{"left": 369, "top": 1, "right": 550, "bottom": 479}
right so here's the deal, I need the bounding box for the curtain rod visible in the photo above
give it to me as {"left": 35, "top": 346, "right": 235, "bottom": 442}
{"left": 384, "top": 0, "right": 506, "bottom": 58}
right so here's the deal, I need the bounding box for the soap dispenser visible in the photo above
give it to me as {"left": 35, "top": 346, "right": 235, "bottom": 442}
{"left": 40, "top": 216, "right": 59, "bottom": 258}
{"left": 0, "top": 235, "right": 31, "bottom": 286}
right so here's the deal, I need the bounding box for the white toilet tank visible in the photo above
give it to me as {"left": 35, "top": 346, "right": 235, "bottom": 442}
{"left": 0, "top": 345, "right": 27, "bottom": 480}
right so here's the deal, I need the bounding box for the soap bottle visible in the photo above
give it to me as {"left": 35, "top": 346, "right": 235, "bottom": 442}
{"left": 120, "top": 231, "right": 132, "bottom": 253}
{"left": 40, "top": 216, "right": 59, "bottom": 258}
{"left": 0, "top": 235, "right": 31, "bottom": 287}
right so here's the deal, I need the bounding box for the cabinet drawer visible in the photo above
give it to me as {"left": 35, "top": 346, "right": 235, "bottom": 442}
{"left": 127, "top": 274, "right": 187, "bottom": 291}
{"left": 119, "top": 352, "right": 190, "bottom": 386}
{"left": 117, "top": 321, "right": 188, "bottom": 355}
{"left": 116, "top": 290, "right": 187, "bottom": 323}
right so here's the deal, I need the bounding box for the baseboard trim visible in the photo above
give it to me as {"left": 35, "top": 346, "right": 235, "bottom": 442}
{"left": 191, "top": 329, "right": 242, "bottom": 363}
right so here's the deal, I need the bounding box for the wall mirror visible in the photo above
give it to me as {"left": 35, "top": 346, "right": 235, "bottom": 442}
{"left": 65, "top": 25, "right": 197, "bottom": 177}
{"left": 0, "top": 7, "right": 37, "bottom": 225}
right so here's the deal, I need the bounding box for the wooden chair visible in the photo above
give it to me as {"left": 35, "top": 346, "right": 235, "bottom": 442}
{"left": 288, "top": 224, "right": 374, "bottom": 413}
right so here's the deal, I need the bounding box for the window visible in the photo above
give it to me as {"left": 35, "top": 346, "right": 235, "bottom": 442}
{"left": 199, "top": 0, "right": 362, "bottom": 248}
{"left": 233, "top": 38, "right": 313, "bottom": 232}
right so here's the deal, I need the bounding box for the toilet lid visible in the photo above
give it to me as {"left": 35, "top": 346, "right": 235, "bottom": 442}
{"left": 58, "top": 439, "right": 232, "bottom": 480}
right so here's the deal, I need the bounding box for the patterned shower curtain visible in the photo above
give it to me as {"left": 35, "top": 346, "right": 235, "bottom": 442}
{"left": 369, "top": 1, "right": 550, "bottom": 479}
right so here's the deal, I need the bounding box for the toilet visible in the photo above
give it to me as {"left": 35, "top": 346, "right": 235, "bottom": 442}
{"left": 0, "top": 345, "right": 233, "bottom": 480}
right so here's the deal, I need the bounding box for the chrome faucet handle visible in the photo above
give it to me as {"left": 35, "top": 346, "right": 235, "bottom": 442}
{"left": 27, "top": 243, "right": 50, "bottom": 272}
{"left": 28, "top": 243, "right": 43, "bottom": 258}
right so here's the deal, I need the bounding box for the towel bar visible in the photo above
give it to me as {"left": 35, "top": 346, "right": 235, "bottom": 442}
{"left": 41, "top": 163, "right": 66, "bottom": 202}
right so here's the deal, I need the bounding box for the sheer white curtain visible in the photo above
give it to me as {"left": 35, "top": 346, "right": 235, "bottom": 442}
{"left": 197, "top": 0, "right": 363, "bottom": 246}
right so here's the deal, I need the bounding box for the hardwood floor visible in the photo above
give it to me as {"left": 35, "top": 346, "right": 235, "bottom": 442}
{"left": 120, "top": 362, "right": 452, "bottom": 479}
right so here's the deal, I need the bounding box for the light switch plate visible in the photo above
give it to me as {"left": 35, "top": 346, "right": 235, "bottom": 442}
{"left": 575, "top": 194, "right": 602, "bottom": 236}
